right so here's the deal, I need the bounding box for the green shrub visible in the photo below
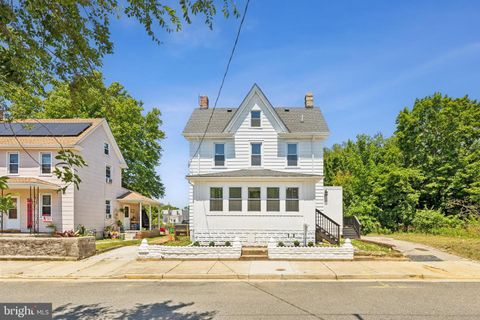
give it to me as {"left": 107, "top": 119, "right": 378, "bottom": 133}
{"left": 224, "top": 241, "right": 231, "bottom": 247}
{"left": 193, "top": 241, "right": 200, "bottom": 246}
{"left": 412, "top": 209, "right": 463, "bottom": 233}
{"left": 278, "top": 241, "right": 285, "bottom": 247}
{"left": 307, "top": 241, "right": 314, "bottom": 247}
{"left": 293, "top": 240, "right": 300, "bottom": 247}
{"left": 208, "top": 241, "right": 215, "bottom": 247}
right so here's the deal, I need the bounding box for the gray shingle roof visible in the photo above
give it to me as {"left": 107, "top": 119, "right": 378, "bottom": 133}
{"left": 182, "top": 107, "right": 329, "bottom": 135}
{"left": 187, "top": 169, "right": 322, "bottom": 178}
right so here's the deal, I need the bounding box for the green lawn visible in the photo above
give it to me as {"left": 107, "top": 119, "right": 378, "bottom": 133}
{"left": 95, "top": 236, "right": 169, "bottom": 252}
{"left": 386, "top": 233, "right": 480, "bottom": 261}
{"left": 161, "top": 236, "right": 191, "bottom": 246}
{"left": 352, "top": 239, "right": 403, "bottom": 258}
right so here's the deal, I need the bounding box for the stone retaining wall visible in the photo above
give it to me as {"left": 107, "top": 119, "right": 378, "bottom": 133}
{"left": 135, "top": 229, "right": 160, "bottom": 239}
{"left": 267, "top": 238, "right": 354, "bottom": 260}
{"left": 138, "top": 237, "right": 242, "bottom": 260}
{"left": 0, "top": 236, "right": 96, "bottom": 260}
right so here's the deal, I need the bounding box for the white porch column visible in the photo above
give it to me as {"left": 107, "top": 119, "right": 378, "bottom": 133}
{"left": 157, "top": 206, "right": 160, "bottom": 229}
{"left": 139, "top": 202, "right": 143, "bottom": 231}
{"left": 149, "top": 205, "right": 152, "bottom": 230}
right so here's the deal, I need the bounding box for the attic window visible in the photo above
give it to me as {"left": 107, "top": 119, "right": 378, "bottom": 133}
{"left": 227, "top": 109, "right": 233, "bottom": 113}
{"left": 251, "top": 111, "right": 261, "bottom": 127}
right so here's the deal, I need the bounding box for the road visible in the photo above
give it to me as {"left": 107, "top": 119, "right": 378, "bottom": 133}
{"left": 1, "top": 280, "right": 480, "bottom": 319}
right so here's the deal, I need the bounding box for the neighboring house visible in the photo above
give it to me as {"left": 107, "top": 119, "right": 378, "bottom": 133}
{"left": 183, "top": 84, "right": 344, "bottom": 245}
{"left": 161, "top": 209, "right": 184, "bottom": 225}
{"left": 0, "top": 118, "right": 160, "bottom": 236}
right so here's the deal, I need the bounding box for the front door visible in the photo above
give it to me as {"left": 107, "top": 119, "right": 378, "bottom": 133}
{"left": 5, "top": 197, "right": 20, "bottom": 230}
{"left": 123, "top": 205, "right": 130, "bottom": 230}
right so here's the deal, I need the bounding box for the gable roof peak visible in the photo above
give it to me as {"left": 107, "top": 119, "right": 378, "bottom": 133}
{"left": 224, "top": 83, "right": 289, "bottom": 133}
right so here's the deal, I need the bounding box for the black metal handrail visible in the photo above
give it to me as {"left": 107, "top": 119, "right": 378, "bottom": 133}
{"left": 343, "top": 216, "right": 361, "bottom": 238}
{"left": 315, "top": 209, "right": 340, "bottom": 245}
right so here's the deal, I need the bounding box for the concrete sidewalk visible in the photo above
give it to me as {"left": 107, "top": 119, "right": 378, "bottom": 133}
{"left": 1, "top": 246, "right": 480, "bottom": 280}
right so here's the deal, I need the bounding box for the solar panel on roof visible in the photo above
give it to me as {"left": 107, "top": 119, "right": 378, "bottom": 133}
{"left": 0, "top": 122, "right": 92, "bottom": 136}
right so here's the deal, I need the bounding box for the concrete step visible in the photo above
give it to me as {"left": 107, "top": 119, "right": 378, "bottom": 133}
{"left": 240, "top": 254, "right": 268, "bottom": 261}
{"left": 240, "top": 246, "right": 268, "bottom": 260}
{"left": 241, "top": 247, "right": 268, "bottom": 255}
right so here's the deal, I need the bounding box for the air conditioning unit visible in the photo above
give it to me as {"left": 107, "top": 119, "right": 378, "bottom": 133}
{"left": 106, "top": 177, "right": 113, "bottom": 184}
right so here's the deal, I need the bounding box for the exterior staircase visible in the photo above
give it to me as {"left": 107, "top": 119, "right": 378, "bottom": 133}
{"left": 343, "top": 216, "right": 361, "bottom": 239}
{"left": 315, "top": 209, "right": 340, "bottom": 245}
{"left": 240, "top": 246, "right": 268, "bottom": 260}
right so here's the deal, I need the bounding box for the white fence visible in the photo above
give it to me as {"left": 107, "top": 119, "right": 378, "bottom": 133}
{"left": 267, "top": 238, "right": 354, "bottom": 260}
{"left": 137, "top": 237, "right": 242, "bottom": 260}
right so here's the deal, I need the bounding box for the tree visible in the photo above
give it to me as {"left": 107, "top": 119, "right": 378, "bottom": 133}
{"left": 396, "top": 94, "right": 480, "bottom": 214}
{"left": 0, "top": 0, "right": 238, "bottom": 107}
{"left": 11, "top": 72, "right": 165, "bottom": 198}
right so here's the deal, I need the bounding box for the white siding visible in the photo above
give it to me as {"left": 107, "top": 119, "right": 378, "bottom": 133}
{"left": 74, "top": 125, "right": 126, "bottom": 234}
{"left": 192, "top": 181, "right": 316, "bottom": 245}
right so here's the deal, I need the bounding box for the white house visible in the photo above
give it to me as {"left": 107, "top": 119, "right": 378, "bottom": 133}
{"left": 162, "top": 209, "right": 185, "bottom": 225}
{"left": 183, "top": 84, "right": 345, "bottom": 245}
{"left": 0, "top": 118, "right": 160, "bottom": 237}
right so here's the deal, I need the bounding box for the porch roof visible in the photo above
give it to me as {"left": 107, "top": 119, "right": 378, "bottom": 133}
{"left": 187, "top": 169, "right": 322, "bottom": 181}
{"left": 117, "top": 190, "right": 161, "bottom": 206}
{"left": 6, "top": 177, "right": 60, "bottom": 190}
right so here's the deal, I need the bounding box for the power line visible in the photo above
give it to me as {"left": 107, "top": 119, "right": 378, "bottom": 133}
{"left": 189, "top": 0, "right": 251, "bottom": 168}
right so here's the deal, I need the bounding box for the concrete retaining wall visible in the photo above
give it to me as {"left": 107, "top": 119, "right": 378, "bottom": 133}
{"left": 138, "top": 237, "right": 242, "bottom": 260}
{"left": 268, "top": 238, "right": 354, "bottom": 260}
{"left": 0, "top": 236, "right": 96, "bottom": 260}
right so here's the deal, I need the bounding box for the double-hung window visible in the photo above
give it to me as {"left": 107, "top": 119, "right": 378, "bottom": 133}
{"left": 40, "top": 152, "right": 52, "bottom": 174}
{"left": 106, "top": 165, "right": 112, "bottom": 183}
{"left": 248, "top": 187, "right": 261, "bottom": 211}
{"left": 214, "top": 143, "right": 225, "bottom": 166}
{"left": 104, "top": 143, "right": 110, "bottom": 155}
{"left": 267, "top": 187, "right": 280, "bottom": 212}
{"left": 287, "top": 143, "right": 298, "bottom": 166}
{"left": 251, "top": 111, "right": 261, "bottom": 127}
{"left": 229, "top": 187, "right": 242, "bottom": 211}
{"left": 105, "top": 200, "right": 111, "bottom": 219}
{"left": 210, "top": 187, "right": 223, "bottom": 211}
{"left": 251, "top": 143, "right": 262, "bottom": 166}
{"left": 286, "top": 187, "right": 299, "bottom": 212}
{"left": 42, "top": 195, "right": 52, "bottom": 216}
{"left": 8, "top": 152, "right": 19, "bottom": 174}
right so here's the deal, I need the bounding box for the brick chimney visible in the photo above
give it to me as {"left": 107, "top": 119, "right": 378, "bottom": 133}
{"left": 305, "top": 92, "right": 314, "bottom": 108}
{"left": 199, "top": 95, "right": 209, "bottom": 109}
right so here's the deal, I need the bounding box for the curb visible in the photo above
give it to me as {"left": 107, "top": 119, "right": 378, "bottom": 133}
{"left": 2, "top": 274, "right": 480, "bottom": 281}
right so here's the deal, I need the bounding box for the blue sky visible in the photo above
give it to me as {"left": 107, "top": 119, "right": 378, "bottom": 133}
{"left": 102, "top": 0, "right": 480, "bottom": 207}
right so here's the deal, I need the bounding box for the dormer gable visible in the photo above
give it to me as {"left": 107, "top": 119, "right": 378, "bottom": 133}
{"left": 224, "top": 84, "right": 289, "bottom": 134}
